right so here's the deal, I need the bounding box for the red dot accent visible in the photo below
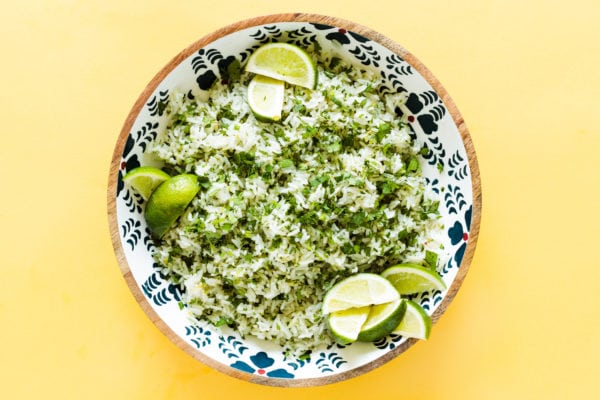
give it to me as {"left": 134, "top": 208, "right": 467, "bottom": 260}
{"left": 120, "top": 161, "right": 126, "bottom": 170}
{"left": 257, "top": 369, "right": 266, "bottom": 375}
{"left": 463, "top": 233, "right": 469, "bottom": 241}
{"left": 339, "top": 28, "right": 347, "bottom": 34}
{"left": 407, "top": 115, "right": 415, "bottom": 122}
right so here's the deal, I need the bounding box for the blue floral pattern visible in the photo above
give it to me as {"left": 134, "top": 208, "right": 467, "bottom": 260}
{"left": 230, "top": 351, "right": 295, "bottom": 378}
{"left": 113, "top": 21, "right": 476, "bottom": 382}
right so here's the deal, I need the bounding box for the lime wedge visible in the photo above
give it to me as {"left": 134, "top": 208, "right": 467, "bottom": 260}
{"left": 122, "top": 166, "right": 170, "bottom": 200}
{"left": 322, "top": 273, "right": 400, "bottom": 315}
{"left": 381, "top": 263, "right": 447, "bottom": 295}
{"left": 245, "top": 42, "right": 317, "bottom": 89}
{"left": 247, "top": 75, "right": 285, "bottom": 121}
{"left": 357, "top": 299, "right": 406, "bottom": 342}
{"left": 326, "top": 306, "right": 370, "bottom": 345}
{"left": 145, "top": 174, "right": 200, "bottom": 238}
{"left": 392, "top": 300, "right": 432, "bottom": 340}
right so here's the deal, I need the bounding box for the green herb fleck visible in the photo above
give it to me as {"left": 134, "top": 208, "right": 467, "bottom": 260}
{"left": 215, "top": 315, "right": 234, "bottom": 327}
{"left": 310, "top": 175, "right": 330, "bottom": 187}
{"left": 341, "top": 242, "right": 361, "bottom": 255}
{"left": 279, "top": 159, "right": 295, "bottom": 169}
{"left": 197, "top": 176, "right": 211, "bottom": 190}
{"left": 382, "top": 143, "right": 395, "bottom": 157}
{"left": 351, "top": 211, "right": 367, "bottom": 227}
{"left": 220, "top": 58, "right": 241, "bottom": 83}
{"left": 425, "top": 250, "right": 438, "bottom": 269}
{"left": 381, "top": 180, "right": 399, "bottom": 195}
{"left": 407, "top": 157, "right": 420, "bottom": 173}
{"left": 293, "top": 102, "right": 306, "bottom": 114}
{"left": 326, "top": 142, "right": 342, "bottom": 153}
{"left": 329, "top": 57, "right": 341, "bottom": 70}
{"left": 375, "top": 123, "right": 392, "bottom": 143}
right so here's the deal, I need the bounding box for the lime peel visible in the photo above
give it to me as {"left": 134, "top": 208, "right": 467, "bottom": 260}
{"left": 122, "top": 166, "right": 170, "bottom": 200}
{"left": 326, "top": 306, "right": 370, "bottom": 345}
{"left": 245, "top": 42, "right": 318, "bottom": 89}
{"left": 247, "top": 75, "right": 285, "bottom": 121}
{"left": 392, "top": 300, "right": 432, "bottom": 340}
{"left": 321, "top": 273, "right": 400, "bottom": 315}
{"left": 381, "top": 263, "right": 447, "bottom": 295}
{"left": 357, "top": 299, "right": 406, "bottom": 342}
{"left": 145, "top": 174, "right": 200, "bottom": 238}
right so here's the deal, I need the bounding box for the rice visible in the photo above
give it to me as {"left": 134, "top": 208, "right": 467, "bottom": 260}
{"left": 150, "top": 51, "right": 442, "bottom": 354}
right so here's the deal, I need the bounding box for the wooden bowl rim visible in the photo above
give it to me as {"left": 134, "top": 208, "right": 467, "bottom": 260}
{"left": 107, "top": 12, "right": 482, "bottom": 387}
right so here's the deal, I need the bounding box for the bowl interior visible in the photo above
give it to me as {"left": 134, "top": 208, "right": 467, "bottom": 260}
{"left": 108, "top": 14, "right": 480, "bottom": 387}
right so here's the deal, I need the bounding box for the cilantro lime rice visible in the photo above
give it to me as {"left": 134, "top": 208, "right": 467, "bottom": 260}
{"left": 150, "top": 51, "right": 443, "bottom": 353}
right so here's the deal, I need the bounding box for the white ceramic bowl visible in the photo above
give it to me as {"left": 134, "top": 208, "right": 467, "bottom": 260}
{"left": 108, "top": 13, "right": 481, "bottom": 386}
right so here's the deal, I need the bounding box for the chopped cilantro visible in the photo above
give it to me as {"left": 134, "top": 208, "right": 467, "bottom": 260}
{"left": 351, "top": 211, "right": 367, "bottom": 227}
{"left": 274, "top": 127, "right": 285, "bottom": 138}
{"left": 382, "top": 143, "right": 395, "bottom": 157}
{"left": 310, "top": 174, "right": 330, "bottom": 187}
{"left": 326, "top": 142, "right": 342, "bottom": 153}
{"left": 407, "top": 156, "right": 420, "bottom": 173}
{"left": 197, "top": 176, "right": 211, "bottom": 190}
{"left": 215, "top": 315, "right": 234, "bottom": 327}
{"left": 380, "top": 180, "right": 399, "bottom": 195}
{"left": 375, "top": 122, "right": 392, "bottom": 142}
{"left": 217, "top": 105, "right": 236, "bottom": 121}
{"left": 293, "top": 101, "right": 306, "bottom": 114}
{"left": 328, "top": 57, "right": 341, "bottom": 70}
{"left": 341, "top": 242, "right": 361, "bottom": 255}
{"left": 425, "top": 250, "right": 438, "bottom": 269}
{"left": 279, "top": 159, "right": 295, "bottom": 169}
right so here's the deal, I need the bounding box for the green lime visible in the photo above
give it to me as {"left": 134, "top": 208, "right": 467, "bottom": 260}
{"left": 322, "top": 273, "right": 400, "bottom": 315}
{"left": 245, "top": 42, "right": 318, "bottom": 89}
{"left": 326, "top": 306, "right": 370, "bottom": 345}
{"left": 392, "top": 300, "right": 432, "bottom": 340}
{"left": 122, "top": 166, "right": 170, "bottom": 200}
{"left": 247, "top": 75, "right": 285, "bottom": 121}
{"left": 381, "top": 263, "right": 447, "bottom": 295}
{"left": 144, "top": 174, "right": 200, "bottom": 238}
{"left": 357, "top": 299, "right": 406, "bottom": 342}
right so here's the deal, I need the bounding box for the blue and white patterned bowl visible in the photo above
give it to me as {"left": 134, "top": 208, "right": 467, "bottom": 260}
{"left": 108, "top": 14, "right": 481, "bottom": 386}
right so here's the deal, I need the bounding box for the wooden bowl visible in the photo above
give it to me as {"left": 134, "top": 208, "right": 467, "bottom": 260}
{"left": 108, "top": 13, "right": 481, "bottom": 386}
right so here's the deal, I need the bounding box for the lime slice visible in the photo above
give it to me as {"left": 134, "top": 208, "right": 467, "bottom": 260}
{"left": 381, "top": 263, "right": 447, "bottom": 295}
{"left": 245, "top": 42, "right": 317, "bottom": 89}
{"left": 326, "top": 306, "right": 370, "bottom": 345}
{"left": 247, "top": 75, "right": 285, "bottom": 121}
{"left": 322, "top": 273, "right": 400, "bottom": 315}
{"left": 392, "top": 300, "right": 432, "bottom": 340}
{"left": 145, "top": 174, "right": 200, "bottom": 238}
{"left": 357, "top": 299, "right": 406, "bottom": 342}
{"left": 122, "top": 166, "right": 170, "bottom": 200}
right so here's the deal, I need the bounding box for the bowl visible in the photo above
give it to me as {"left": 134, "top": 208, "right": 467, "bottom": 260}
{"left": 107, "top": 13, "right": 481, "bottom": 386}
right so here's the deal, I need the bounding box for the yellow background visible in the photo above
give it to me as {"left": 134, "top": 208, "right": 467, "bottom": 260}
{"left": 1, "top": 0, "right": 599, "bottom": 398}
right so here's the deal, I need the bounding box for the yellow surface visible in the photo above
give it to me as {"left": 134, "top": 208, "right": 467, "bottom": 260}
{"left": 1, "top": 0, "right": 599, "bottom": 398}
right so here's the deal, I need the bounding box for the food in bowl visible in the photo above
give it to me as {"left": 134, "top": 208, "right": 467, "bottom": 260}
{"left": 109, "top": 14, "right": 481, "bottom": 385}
{"left": 134, "top": 43, "right": 444, "bottom": 354}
